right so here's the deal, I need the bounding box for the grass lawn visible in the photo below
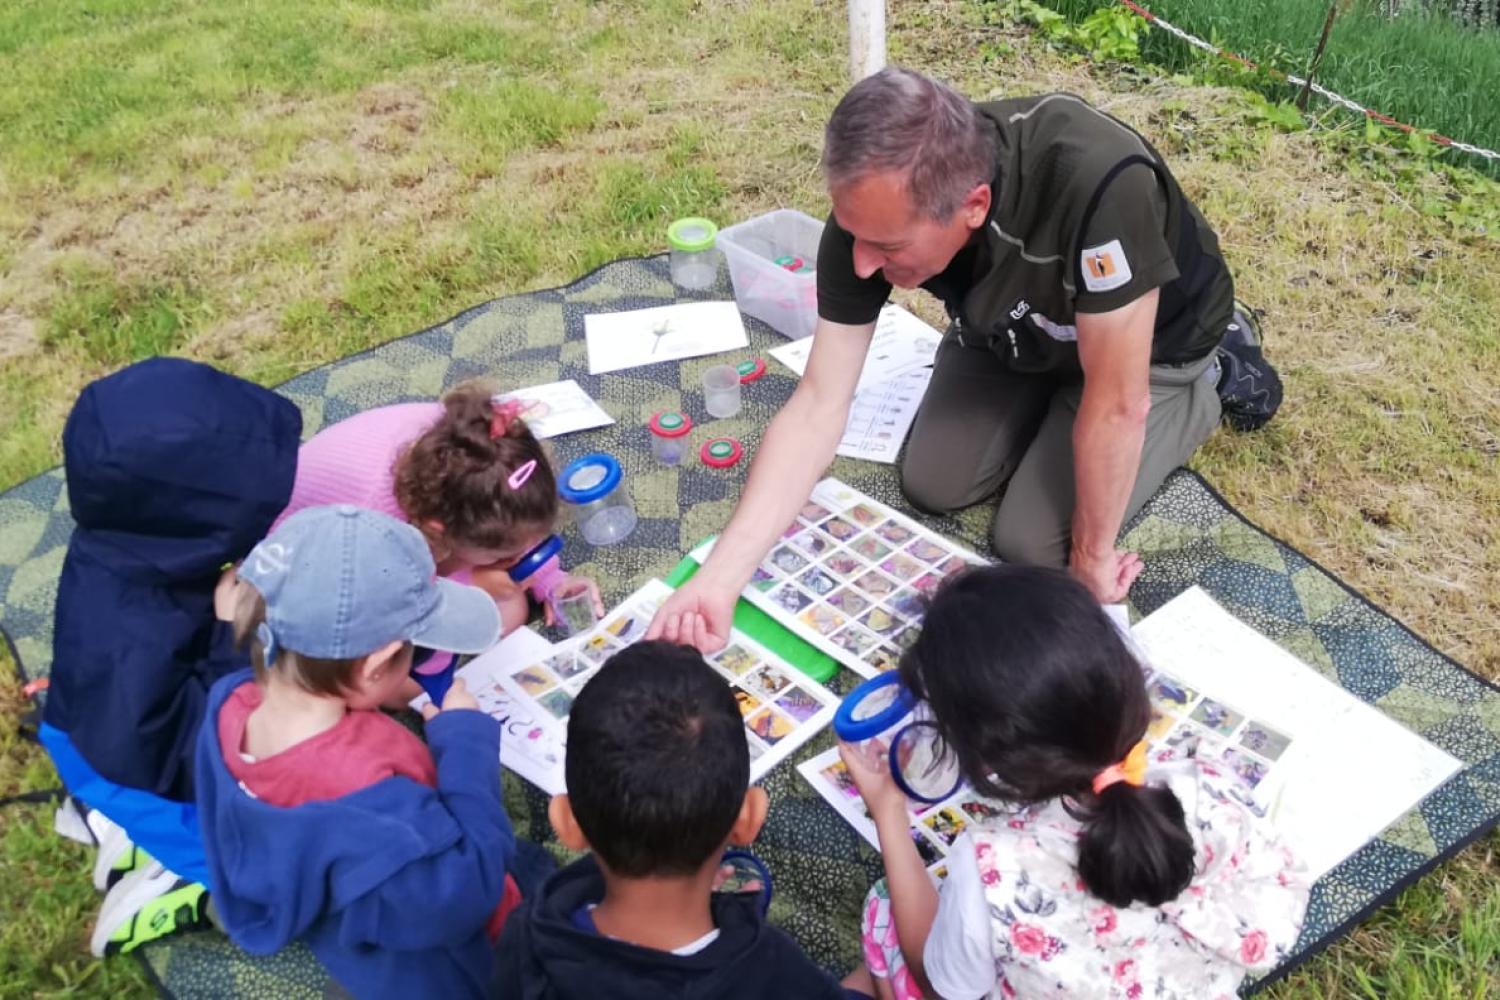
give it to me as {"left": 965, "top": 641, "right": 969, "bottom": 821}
{"left": 1, "top": 0, "right": 1498, "bottom": 996}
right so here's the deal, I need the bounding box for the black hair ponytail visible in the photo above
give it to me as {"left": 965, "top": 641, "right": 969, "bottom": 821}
{"left": 1077, "top": 783, "right": 1195, "bottom": 907}
{"left": 904, "top": 563, "right": 1197, "bottom": 908}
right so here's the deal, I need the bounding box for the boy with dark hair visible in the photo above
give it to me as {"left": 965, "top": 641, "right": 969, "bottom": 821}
{"left": 496, "top": 641, "right": 871, "bottom": 999}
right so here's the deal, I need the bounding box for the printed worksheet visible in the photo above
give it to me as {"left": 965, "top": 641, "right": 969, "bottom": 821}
{"left": 492, "top": 580, "right": 839, "bottom": 790}
{"left": 412, "top": 626, "right": 569, "bottom": 793}
{"left": 493, "top": 380, "right": 613, "bottom": 439}
{"left": 692, "top": 478, "right": 988, "bottom": 678}
{"left": 770, "top": 304, "right": 941, "bottom": 393}
{"left": 585, "top": 302, "right": 748, "bottom": 374}
{"left": 1130, "top": 587, "right": 1463, "bottom": 879}
{"left": 798, "top": 745, "right": 1005, "bottom": 879}
{"left": 836, "top": 368, "right": 933, "bottom": 464}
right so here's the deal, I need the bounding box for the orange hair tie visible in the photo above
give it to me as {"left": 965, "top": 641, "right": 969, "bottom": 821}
{"left": 1092, "top": 740, "right": 1148, "bottom": 795}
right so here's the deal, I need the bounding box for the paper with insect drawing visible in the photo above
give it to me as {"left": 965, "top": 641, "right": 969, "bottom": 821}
{"left": 769, "top": 303, "right": 942, "bottom": 394}
{"left": 584, "top": 301, "right": 748, "bottom": 375}
{"left": 493, "top": 380, "right": 614, "bottom": 440}
{"left": 410, "top": 626, "right": 568, "bottom": 794}
{"left": 1130, "top": 587, "right": 1462, "bottom": 879}
{"left": 835, "top": 368, "right": 933, "bottom": 464}
{"left": 492, "top": 579, "right": 839, "bottom": 790}
{"left": 691, "top": 478, "right": 988, "bottom": 678}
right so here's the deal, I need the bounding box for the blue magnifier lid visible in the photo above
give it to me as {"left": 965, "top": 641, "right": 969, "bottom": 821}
{"left": 558, "top": 453, "right": 623, "bottom": 504}
{"left": 506, "top": 533, "right": 564, "bottom": 584}
{"left": 833, "top": 672, "right": 916, "bottom": 742}
{"left": 888, "top": 720, "right": 965, "bottom": 805}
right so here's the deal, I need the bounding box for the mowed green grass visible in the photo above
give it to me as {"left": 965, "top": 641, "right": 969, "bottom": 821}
{"left": 1, "top": 0, "right": 1499, "bottom": 997}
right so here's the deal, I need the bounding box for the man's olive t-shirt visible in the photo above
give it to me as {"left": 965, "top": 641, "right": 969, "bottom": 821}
{"left": 817, "top": 93, "right": 1234, "bottom": 373}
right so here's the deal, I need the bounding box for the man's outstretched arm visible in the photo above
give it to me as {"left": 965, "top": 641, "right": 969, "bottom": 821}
{"left": 649, "top": 316, "right": 875, "bottom": 650}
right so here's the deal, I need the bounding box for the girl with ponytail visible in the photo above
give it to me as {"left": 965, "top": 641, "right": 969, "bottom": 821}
{"left": 276, "top": 381, "right": 601, "bottom": 702}
{"left": 840, "top": 564, "right": 1309, "bottom": 1000}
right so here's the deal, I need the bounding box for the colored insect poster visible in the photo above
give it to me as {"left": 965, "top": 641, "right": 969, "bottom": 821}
{"left": 801, "top": 587, "right": 1464, "bottom": 883}
{"left": 693, "top": 478, "right": 987, "bottom": 678}
{"left": 494, "top": 579, "right": 839, "bottom": 789}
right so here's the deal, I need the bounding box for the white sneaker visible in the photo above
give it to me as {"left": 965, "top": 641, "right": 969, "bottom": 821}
{"left": 89, "top": 814, "right": 144, "bottom": 892}
{"left": 90, "top": 860, "right": 209, "bottom": 957}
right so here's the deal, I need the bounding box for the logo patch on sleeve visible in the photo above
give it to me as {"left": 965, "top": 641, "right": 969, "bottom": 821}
{"left": 1081, "top": 239, "right": 1132, "bottom": 293}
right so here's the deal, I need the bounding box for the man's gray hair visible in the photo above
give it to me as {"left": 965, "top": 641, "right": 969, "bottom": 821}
{"left": 822, "top": 67, "right": 996, "bottom": 221}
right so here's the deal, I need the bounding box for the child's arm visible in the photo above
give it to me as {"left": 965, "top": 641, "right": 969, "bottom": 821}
{"left": 839, "top": 742, "right": 940, "bottom": 997}
{"left": 337, "top": 683, "right": 517, "bottom": 950}
{"left": 468, "top": 566, "right": 533, "bottom": 635}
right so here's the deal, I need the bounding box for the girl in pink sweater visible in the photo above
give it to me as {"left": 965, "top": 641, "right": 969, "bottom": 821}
{"left": 279, "top": 381, "right": 601, "bottom": 700}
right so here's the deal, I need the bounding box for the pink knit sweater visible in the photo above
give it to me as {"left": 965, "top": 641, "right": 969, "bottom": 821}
{"left": 276, "top": 402, "right": 466, "bottom": 673}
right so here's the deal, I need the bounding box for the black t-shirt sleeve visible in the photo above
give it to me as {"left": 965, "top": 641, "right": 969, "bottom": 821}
{"left": 1073, "top": 163, "right": 1180, "bottom": 315}
{"left": 816, "top": 212, "right": 891, "bottom": 325}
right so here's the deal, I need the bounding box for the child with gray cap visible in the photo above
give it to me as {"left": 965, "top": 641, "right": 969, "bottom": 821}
{"left": 195, "top": 504, "right": 518, "bottom": 999}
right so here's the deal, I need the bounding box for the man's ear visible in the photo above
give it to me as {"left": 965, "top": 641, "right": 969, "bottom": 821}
{"left": 728, "top": 787, "right": 769, "bottom": 847}
{"left": 549, "top": 794, "right": 590, "bottom": 852}
{"left": 961, "top": 182, "right": 992, "bottom": 230}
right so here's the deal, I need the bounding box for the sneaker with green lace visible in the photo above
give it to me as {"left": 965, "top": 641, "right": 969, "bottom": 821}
{"left": 90, "top": 813, "right": 149, "bottom": 893}
{"left": 91, "top": 861, "right": 211, "bottom": 957}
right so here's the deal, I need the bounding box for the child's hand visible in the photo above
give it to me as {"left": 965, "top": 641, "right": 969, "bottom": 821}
{"left": 838, "top": 740, "right": 909, "bottom": 825}
{"left": 421, "top": 678, "right": 479, "bottom": 719}
{"left": 542, "top": 575, "right": 605, "bottom": 627}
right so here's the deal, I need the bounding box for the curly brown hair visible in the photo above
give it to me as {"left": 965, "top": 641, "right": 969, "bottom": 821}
{"left": 392, "top": 381, "right": 558, "bottom": 551}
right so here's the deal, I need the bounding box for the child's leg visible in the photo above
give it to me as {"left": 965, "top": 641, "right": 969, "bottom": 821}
{"left": 860, "top": 879, "right": 926, "bottom": 1000}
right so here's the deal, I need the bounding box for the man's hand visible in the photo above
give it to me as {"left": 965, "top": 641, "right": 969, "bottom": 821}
{"left": 1070, "top": 545, "right": 1143, "bottom": 603}
{"left": 645, "top": 573, "right": 735, "bottom": 653}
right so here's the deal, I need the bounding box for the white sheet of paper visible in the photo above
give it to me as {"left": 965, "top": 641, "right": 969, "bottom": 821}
{"left": 412, "top": 627, "right": 568, "bottom": 794}
{"left": 835, "top": 368, "right": 933, "bottom": 464}
{"left": 1131, "top": 587, "right": 1463, "bottom": 879}
{"left": 770, "top": 304, "right": 942, "bottom": 394}
{"left": 493, "top": 380, "right": 613, "bottom": 440}
{"left": 585, "top": 301, "right": 748, "bottom": 375}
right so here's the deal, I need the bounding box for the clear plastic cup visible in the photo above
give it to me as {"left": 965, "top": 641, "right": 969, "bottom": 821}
{"left": 702, "top": 364, "right": 742, "bottom": 418}
{"left": 648, "top": 411, "right": 693, "bottom": 466}
{"left": 552, "top": 581, "right": 599, "bottom": 636}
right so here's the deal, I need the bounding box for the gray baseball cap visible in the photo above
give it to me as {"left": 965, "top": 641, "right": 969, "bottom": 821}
{"left": 240, "top": 504, "right": 500, "bottom": 662}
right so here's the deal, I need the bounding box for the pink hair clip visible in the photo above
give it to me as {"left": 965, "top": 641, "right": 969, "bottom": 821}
{"left": 489, "top": 398, "right": 526, "bottom": 440}
{"left": 507, "top": 459, "right": 538, "bottom": 490}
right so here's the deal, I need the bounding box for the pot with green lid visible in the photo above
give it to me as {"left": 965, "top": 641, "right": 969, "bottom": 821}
{"left": 667, "top": 217, "right": 721, "bottom": 291}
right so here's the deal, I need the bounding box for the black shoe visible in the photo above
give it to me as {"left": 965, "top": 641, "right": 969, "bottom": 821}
{"left": 1216, "top": 303, "right": 1282, "bottom": 432}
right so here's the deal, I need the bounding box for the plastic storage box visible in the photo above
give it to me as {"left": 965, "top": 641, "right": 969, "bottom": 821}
{"left": 717, "top": 209, "right": 823, "bottom": 340}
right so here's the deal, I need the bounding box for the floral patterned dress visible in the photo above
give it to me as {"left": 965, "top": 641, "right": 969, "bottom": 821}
{"left": 860, "top": 759, "right": 1310, "bottom": 999}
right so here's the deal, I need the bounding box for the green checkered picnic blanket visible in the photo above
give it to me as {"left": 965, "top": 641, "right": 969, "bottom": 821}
{"left": 2, "top": 256, "right": 1496, "bottom": 996}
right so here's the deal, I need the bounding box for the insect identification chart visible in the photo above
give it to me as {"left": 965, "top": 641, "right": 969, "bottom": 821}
{"left": 692, "top": 479, "right": 987, "bottom": 678}
{"left": 799, "top": 587, "right": 1463, "bottom": 881}
{"left": 492, "top": 579, "right": 839, "bottom": 793}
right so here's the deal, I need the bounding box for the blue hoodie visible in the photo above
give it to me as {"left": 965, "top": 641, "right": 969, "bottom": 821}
{"left": 43, "top": 357, "right": 301, "bottom": 803}
{"left": 197, "top": 669, "right": 517, "bottom": 999}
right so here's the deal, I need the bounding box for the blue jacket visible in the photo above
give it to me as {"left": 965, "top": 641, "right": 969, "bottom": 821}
{"left": 494, "top": 855, "right": 848, "bottom": 1000}
{"left": 197, "top": 670, "right": 516, "bottom": 999}
{"left": 43, "top": 357, "right": 301, "bottom": 802}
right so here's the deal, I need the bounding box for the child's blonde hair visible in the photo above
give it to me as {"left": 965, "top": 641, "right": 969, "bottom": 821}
{"left": 231, "top": 582, "right": 398, "bottom": 696}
